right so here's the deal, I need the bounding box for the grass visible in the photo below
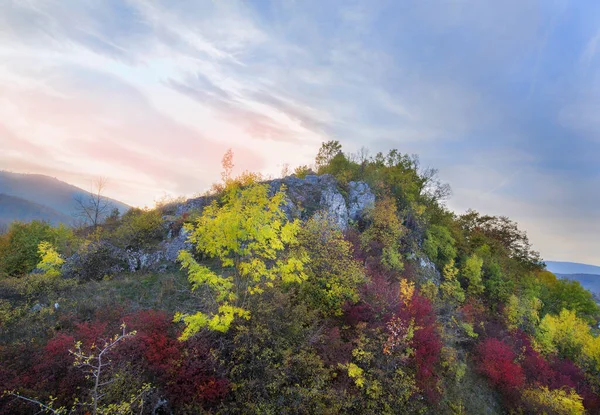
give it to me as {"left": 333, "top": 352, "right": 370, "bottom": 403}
{"left": 0, "top": 265, "right": 200, "bottom": 344}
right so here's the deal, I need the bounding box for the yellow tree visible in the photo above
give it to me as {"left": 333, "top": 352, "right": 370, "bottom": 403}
{"left": 176, "top": 182, "right": 308, "bottom": 338}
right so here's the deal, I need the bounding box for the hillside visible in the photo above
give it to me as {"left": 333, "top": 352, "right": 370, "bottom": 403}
{"left": 0, "top": 194, "right": 72, "bottom": 227}
{"left": 0, "top": 143, "right": 598, "bottom": 414}
{"left": 0, "top": 171, "right": 130, "bottom": 225}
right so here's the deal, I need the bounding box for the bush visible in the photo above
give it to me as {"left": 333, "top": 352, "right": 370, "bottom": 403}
{"left": 63, "top": 241, "right": 128, "bottom": 281}
{"left": 109, "top": 208, "right": 165, "bottom": 250}
{"left": 0, "top": 221, "right": 74, "bottom": 278}
{"left": 475, "top": 338, "right": 525, "bottom": 395}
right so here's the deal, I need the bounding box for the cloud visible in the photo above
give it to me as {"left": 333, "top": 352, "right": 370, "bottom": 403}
{"left": 1, "top": 0, "right": 599, "bottom": 264}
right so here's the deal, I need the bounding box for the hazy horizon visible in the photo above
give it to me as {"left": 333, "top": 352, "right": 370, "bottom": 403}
{"left": 1, "top": 1, "right": 599, "bottom": 265}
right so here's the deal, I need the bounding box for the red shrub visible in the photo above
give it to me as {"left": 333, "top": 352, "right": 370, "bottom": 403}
{"left": 343, "top": 302, "right": 374, "bottom": 326}
{"left": 475, "top": 338, "right": 525, "bottom": 394}
{"left": 390, "top": 291, "right": 443, "bottom": 403}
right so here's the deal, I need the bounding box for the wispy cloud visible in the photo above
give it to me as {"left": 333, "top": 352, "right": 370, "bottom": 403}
{"left": 0, "top": 0, "right": 599, "bottom": 264}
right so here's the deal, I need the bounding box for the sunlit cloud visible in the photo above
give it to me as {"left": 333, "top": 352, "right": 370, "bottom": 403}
{"left": 0, "top": 0, "right": 599, "bottom": 264}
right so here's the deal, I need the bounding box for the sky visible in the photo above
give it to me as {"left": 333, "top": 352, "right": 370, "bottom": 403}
{"left": 0, "top": 0, "right": 599, "bottom": 265}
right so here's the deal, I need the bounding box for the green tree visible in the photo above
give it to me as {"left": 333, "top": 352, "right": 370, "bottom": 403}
{"left": 538, "top": 274, "right": 599, "bottom": 323}
{"left": 440, "top": 260, "right": 465, "bottom": 305}
{"left": 176, "top": 183, "right": 308, "bottom": 338}
{"left": 0, "top": 221, "right": 72, "bottom": 277}
{"left": 423, "top": 225, "right": 456, "bottom": 269}
{"left": 463, "top": 255, "right": 484, "bottom": 297}
{"left": 360, "top": 197, "right": 405, "bottom": 273}
{"left": 297, "top": 216, "right": 365, "bottom": 316}
{"left": 315, "top": 140, "right": 342, "bottom": 172}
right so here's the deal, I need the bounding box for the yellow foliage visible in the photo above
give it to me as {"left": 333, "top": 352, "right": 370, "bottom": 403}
{"left": 37, "top": 242, "right": 65, "bottom": 278}
{"left": 521, "top": 386, "right": 585, "bottom": 415}
{"left": 504, "top": 294, "right": 541, "bottom": 333}
{"left": 536, "top": 309, "right": 600, "bottom": 373}
{"left": 440, "top": 260, "right": 465, "bottom": 304}
{"left": 177, "top": 183, "right": 308, "bottom": 337}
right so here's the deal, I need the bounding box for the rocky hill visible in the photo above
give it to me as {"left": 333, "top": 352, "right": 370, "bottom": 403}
{"left": 1, "top": 144, "right": 598, "bottom": 415}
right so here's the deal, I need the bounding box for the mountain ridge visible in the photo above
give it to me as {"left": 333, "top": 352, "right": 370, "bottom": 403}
{"left": 545, "top": 261, "right": 600, "bottom": 276}
{"left": 0, "top": 171, "right": 130, "bottom": 227}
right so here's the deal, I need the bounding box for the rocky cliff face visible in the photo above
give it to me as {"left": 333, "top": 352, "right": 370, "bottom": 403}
{"left": 63, "top": 175, "right": 376, "bottom": 278}
{"left": 160, "top": 175, "right": 376, "bottom": 266}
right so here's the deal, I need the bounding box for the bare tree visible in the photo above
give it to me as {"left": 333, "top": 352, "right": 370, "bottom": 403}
{"left": 73, "top": 177, "right": 113, "bottom": 229}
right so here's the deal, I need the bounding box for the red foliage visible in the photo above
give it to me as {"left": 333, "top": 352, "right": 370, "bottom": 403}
{"left": 165, "top": 337, "right": 229, "bottom": 406}
{"left": 343, "top": 302, "right": 374, "bottom": 326}
{"left": 122, "top": 310, "right": 181, "bottom": 373}
{"left": 0, "top": 308, "right": 230, "bottom": 413}
{"left": 392, "top": 291, "right": 443, "bottom": 403}
{"left": 317, "top": 326, "right": 354, "bottom": 367}
{"left": 475, "top": 338, "right": 525, "bottom": 394}
{"left": 458, "top": 300, "right": 485, "bottom": 326}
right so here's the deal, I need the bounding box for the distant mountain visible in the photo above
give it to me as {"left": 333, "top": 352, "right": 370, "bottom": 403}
{"left": 546, "top": 261, "right": 600, "bottom": 300}
{"left": 545, "top": 261, "right": 600, "bottom": 275}
{"left": 0, "top": 171, "right": 129, "bottom": 227}
{"left": 554, "top": 273, "right": 600, "bottom": 299}
{"left": 0, "top": 193, "right": 72, "bottom": 226}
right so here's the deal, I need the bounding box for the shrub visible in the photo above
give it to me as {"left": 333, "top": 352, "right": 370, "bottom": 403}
{"left": 63, "top": 241, "right": 127, "bottom": 281}
{"left": 475, "top": 338, "right": 525, "bottom": 394}
{"left": 110, "top": 208, "right": 165, "bottom": 250}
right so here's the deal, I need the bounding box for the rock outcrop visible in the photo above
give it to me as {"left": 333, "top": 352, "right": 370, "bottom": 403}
{"left": 62, "top": 175, "right": 377, "bottom": 276}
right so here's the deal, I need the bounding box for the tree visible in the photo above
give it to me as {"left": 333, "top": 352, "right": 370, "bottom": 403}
{"left": 360, "top": 197, "right": 406, "bottom": 273}
{"left": 176, "top": 182, "right": 308, "bottom": 338}
{"left": 462, "top": 254, "right": 484, "bottom": 296}
{"left": 0, "top": 221, "right": 71, "bottom": 277}
{"left": 440, "top": 259, "right": 465, "bottom": 305}
{"left": 423, "top": 224, "right": 457, "bottom": 269}
{"left": 315, "top": 140, "right": 342, "bottom": 172}
{"left": 457, "top": 210, "right": 543, "bottom": 269}
{"left": 297, "top": 216, "right": 365, "bottom": 316}
{"left": 37, "top": 242, "right": 64, "bottom": 278}
{"left": 73, "top": 177, "right": 113, "bottom": 229}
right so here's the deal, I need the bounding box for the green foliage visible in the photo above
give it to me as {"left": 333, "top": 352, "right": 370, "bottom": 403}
{"left": 420, "top": 280, "right": 439, "bottom": 302}
{"left": 360, "top": 197, "right": 405, "bottom": 273}
{"left": 315, "top": 140, "right": 343, "bottom": 173}
{"left": 457, "top": 210, "right": 543, "bottom": 270}
{"left": 440, "top": 260, "right": 465, "bottom": 305}
{"left": 293, "top": 164, "right": 312, "bottom": 179}
{"left": 177, "top": 183, "right": 308, "bottom": 337}
{"left": 504, "top": 294, "right": 541, "bottom": 333}
{"left": 423, "top": 225, "right": 457, "bottom": 269}
{"left": 0, "top": 221, "right": 74, "bottom": 278}
{"left": 109, "top": 208, "right": 165, "bottom": 250}
{"left": 297, "top": 216, "right": 365, "bottom": 316}
{"left": 483, "top": 261, "right": 513, "bottom": 304}
{"left": 537, "top": 272, "right": 599, "bottom": 323}
{"left": 462, "top": 255, "right": 484, "bottom": 297}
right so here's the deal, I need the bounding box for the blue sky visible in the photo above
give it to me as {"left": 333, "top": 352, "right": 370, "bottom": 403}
{"left": 0, "top": 0, "right": 599, "bottom": 265}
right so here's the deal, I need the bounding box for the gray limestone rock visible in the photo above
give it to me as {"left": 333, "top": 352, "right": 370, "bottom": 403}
{"left": 348, "top": 181, "right": 375, "bottom": 221}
